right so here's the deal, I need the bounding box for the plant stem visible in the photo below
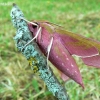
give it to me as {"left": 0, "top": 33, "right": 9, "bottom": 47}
{"left": 10, "top": 4, "right": 70, "bottom": 100}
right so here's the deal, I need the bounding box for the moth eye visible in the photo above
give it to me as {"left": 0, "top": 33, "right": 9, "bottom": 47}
{"left": 32, "top": 24, "right": 37, "bottom": 29}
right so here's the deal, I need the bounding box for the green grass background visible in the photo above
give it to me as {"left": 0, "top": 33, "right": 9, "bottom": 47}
{"left": 0, "top": 0, "right": 100, "bottom": 100}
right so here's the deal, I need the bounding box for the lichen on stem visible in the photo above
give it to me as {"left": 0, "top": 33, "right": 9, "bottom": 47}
{"left": 10, "top": 4, "right": 70, "bottom": 100}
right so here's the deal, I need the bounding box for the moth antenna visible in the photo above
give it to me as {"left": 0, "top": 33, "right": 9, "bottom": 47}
{"left": 47, "top": 37, "right": 54, "bottom": 66}
{"left": 21, "top": 17, "right": 38, "bottom": 26}
{"left": 22, "top": 27, "right": 42, "bottom": 49}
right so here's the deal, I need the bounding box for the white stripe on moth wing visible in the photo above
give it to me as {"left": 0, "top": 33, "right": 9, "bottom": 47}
{"left": 72, "top": 53, "right": 99, "bottom": 58}
{"left": 47, "top": 37, "right": 54, "bottom": 66}
{"left": 22, "top": 27, "right": 42, "bottom": 50}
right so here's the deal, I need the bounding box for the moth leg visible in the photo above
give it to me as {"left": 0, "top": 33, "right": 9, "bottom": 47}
{"left": 47, "top": 37, "right": 54, "bottom": 66}
{"left": 38, "top": 26, "right": 42, "bottom": 42}
{"left": 32, "top": 27, "right": 42, "bottom": 41}
{"left": 22, "top": 27, "right": 42, "bottom": 49}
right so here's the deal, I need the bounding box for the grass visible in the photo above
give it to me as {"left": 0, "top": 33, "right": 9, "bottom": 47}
{"left": 0, "top": 0, "right": 100, "bottom": 100}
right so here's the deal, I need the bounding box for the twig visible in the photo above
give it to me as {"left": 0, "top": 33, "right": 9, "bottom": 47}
{"left": 10, "top": 4, "right": 70, "bottom": 100}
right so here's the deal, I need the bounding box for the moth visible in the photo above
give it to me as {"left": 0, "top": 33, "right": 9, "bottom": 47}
{"left": 22, "top": 18, "right": 100, "bottom": 88}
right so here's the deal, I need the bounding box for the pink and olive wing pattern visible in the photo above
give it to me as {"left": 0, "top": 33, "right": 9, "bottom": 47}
{"left": 49, "top": 37, "right": 84, "bottom": 88}
{"left": 56, "top": 30, "right": 98, "bottom": 57}
{"left": 39, "top": 22, "right": 99, "bottom": 57}
{"left": 82, "top": 55, "right": 100, "bottom": 68}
